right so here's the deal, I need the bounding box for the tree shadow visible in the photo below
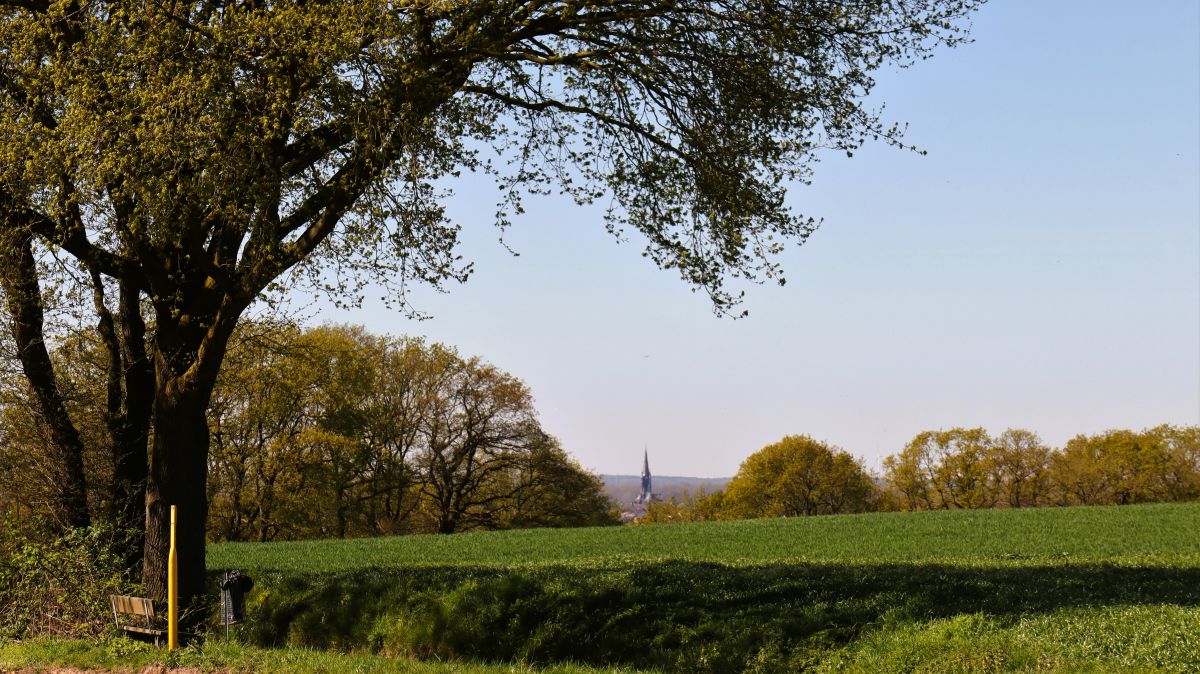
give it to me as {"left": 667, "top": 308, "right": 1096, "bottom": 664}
{"left": 233, "top": 559, "right": 1200, "bottom": 672}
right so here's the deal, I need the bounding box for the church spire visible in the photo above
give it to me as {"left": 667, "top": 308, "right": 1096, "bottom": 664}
{"left": 639, "top": 448, "right": 652, "bottom": 503}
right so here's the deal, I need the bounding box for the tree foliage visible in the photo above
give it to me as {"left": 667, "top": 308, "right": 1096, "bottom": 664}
{"left": 1, "top": 0, "right": 984, "bottom": 314}
{"left": 883, "top": 427, "right": 997, "bottom": 510}
{"left": 882, "top": 426, "right": 1200, "bottom": 511}
{"left": 639, "top": 488, "right": 725, "bottom": 524}
{"left": 720, "top": 435, "right": 877, "bottom": 518}
{"left": 206, "top": 322, "right": 617, "bottom": 541}
{"left": 1050, "top": 428, "right": 1196, "bottom": 507}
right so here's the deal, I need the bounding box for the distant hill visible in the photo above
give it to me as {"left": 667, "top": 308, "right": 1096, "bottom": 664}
{"left": 601, "top": 474, "right": 730, "bottom": 507}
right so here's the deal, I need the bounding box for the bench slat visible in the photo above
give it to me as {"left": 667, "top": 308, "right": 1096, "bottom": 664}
{"left": 120, "top": 625, "right": 167, "bottom": 636}
{"left": 111, "top": 595, "right": 156, "bottom": 617}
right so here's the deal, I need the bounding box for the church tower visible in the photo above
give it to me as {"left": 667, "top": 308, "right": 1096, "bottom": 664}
{"left": 623, "top": 449, "right": 659, "bottom": 521}
{"left": 637, "top": 449, "right": 652, "bottom": 504}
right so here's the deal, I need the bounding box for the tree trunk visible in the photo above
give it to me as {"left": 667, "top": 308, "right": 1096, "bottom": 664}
{"left": 336, "top": 481, "right": 348, "bottom": 539}
{"left": 140, "top": 290, "right": 242, "bottom": 628}
{"left": 143, "top": 381, "right": 211, "bottom": 626}
{"left": 0, "top": 227, "right": 90, "bottom": 530}
{"left": 93, "top": 274, "right": 152, "bottom": 572}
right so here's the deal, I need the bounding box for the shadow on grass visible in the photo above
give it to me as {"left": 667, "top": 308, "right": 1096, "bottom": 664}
{"left": 230, "top": 560, "right": 1200, "bottom": 673}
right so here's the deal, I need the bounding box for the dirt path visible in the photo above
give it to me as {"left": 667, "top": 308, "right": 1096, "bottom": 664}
{"left": 3, "top": 662, "right": 213, "bottom": 666}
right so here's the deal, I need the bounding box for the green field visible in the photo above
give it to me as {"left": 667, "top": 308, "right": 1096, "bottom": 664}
{"left": 210, "top": 502, "right": 1200, "bottom": 571}
{"left": 199, "top": 503, "right": 1200, "bottom": 673}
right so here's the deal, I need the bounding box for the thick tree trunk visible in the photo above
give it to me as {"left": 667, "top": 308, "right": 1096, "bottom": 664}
{"left": 437, "top": 512, "right": 457, "bottom": 534}
{"left": 143, "top": 382, "right": 211, "bottom": 624}
{"left": 140, "top": 291, "right": 242, "bottom": 629}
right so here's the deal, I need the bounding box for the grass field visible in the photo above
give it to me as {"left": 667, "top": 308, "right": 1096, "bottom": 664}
{"left": 209, "top": 502, "right": 1200, "bottom": 571}
{"left": 197, "top": 503, "right": 1200, "bottom": 673}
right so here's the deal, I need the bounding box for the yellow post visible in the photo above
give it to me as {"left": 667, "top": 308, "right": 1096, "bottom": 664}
{"left": 168, "top": 505, "right": 178, "bottom": 650}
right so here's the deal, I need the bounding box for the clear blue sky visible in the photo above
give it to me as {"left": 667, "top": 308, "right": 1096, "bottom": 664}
{"left": 313, "top": 1, "right": 1200, "bottom": 477}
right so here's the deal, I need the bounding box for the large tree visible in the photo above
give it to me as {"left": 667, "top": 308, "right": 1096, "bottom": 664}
{"left": 0, "top": 0, "right": 982, "bottom": 613}
{"left": 722, "top": 434, "right": 877, "bottom": 518}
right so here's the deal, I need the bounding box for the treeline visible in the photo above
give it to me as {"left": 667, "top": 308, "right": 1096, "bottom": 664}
{"left": 885, "top": 426, "right": 1199, "bottom": 510}
{"left": 643, "top": 427, "right": 1200, "bottom": 523}
{"left": 0, "top": 322, "right": 618, "bottom": 542}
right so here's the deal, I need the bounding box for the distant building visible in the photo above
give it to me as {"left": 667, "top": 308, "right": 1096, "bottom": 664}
{"left": 623, "top": 449, "right": 660, "bottom": 521}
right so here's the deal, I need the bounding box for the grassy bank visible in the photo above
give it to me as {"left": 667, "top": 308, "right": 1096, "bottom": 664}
{"left": 4, "top": 606, "right": 1198, "bottom": 674}
{"left": 197, "top": 503, "right": 1200, "bottom": 673}
{"left": 0, "top": 638, "right": 650, "bottom": 673}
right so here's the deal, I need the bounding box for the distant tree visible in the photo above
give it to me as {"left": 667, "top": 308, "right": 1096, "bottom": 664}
{"left": 882, "top": 435, "right": 939, "bottom": 511}
{"left": 357, "top": 337, "right": 440, "bottom": 535}
{"left": 884, "top": 428, "right": 997, "bottom": 510}
{"left": 721, "top": 435, "right": 876, "bottom": 518}
{"left": 507, "top": 440, "right": 619, "bottom": 529}
{"left": 1149, "top": 424, "right": 1200, "bottom": 502}
{"left": 931, "top": 428, "right": 997, "bottom": 509}
{"left": 1051, "top": 429, "right": 1175, "bottom": 506}
{"left": 294, "top": 326, "right": 404, "bottom": 540}
{"left": 692, "top": 489, "right": 729, "bottom": 521}
{"left": 207, "top": 321, "right": 322, "bottom": 542}
{"left": 640, "top": 497, "right": 696, "bottom": 525}
{"left": 991, "top": 428, "right": 1053, "bottom": 508}
{"left": 640, "top": 487, "right": 727, "bottom": 524}
{"left": 414, "top": 352, "right": 546, "bottom": 534}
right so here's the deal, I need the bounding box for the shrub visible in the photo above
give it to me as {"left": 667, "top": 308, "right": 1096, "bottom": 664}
{"left": 0, "top": 524, "right": 132, "bottom": 639}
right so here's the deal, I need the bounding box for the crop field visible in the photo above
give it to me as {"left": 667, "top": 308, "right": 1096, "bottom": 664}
{"left": 210, "top": 502, "right": 1200, "bottom": 572}
{"left": 204, "top": 503, "right": 1200, "bottom": 673}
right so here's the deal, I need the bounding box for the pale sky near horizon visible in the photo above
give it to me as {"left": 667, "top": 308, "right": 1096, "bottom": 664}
{"left": 304, "top": 1, "right": 1200, "bottom": 477}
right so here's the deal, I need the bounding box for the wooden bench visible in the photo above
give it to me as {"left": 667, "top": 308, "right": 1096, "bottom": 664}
{"left": 110, "top": 595, "right": 167, "bottom": 645}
